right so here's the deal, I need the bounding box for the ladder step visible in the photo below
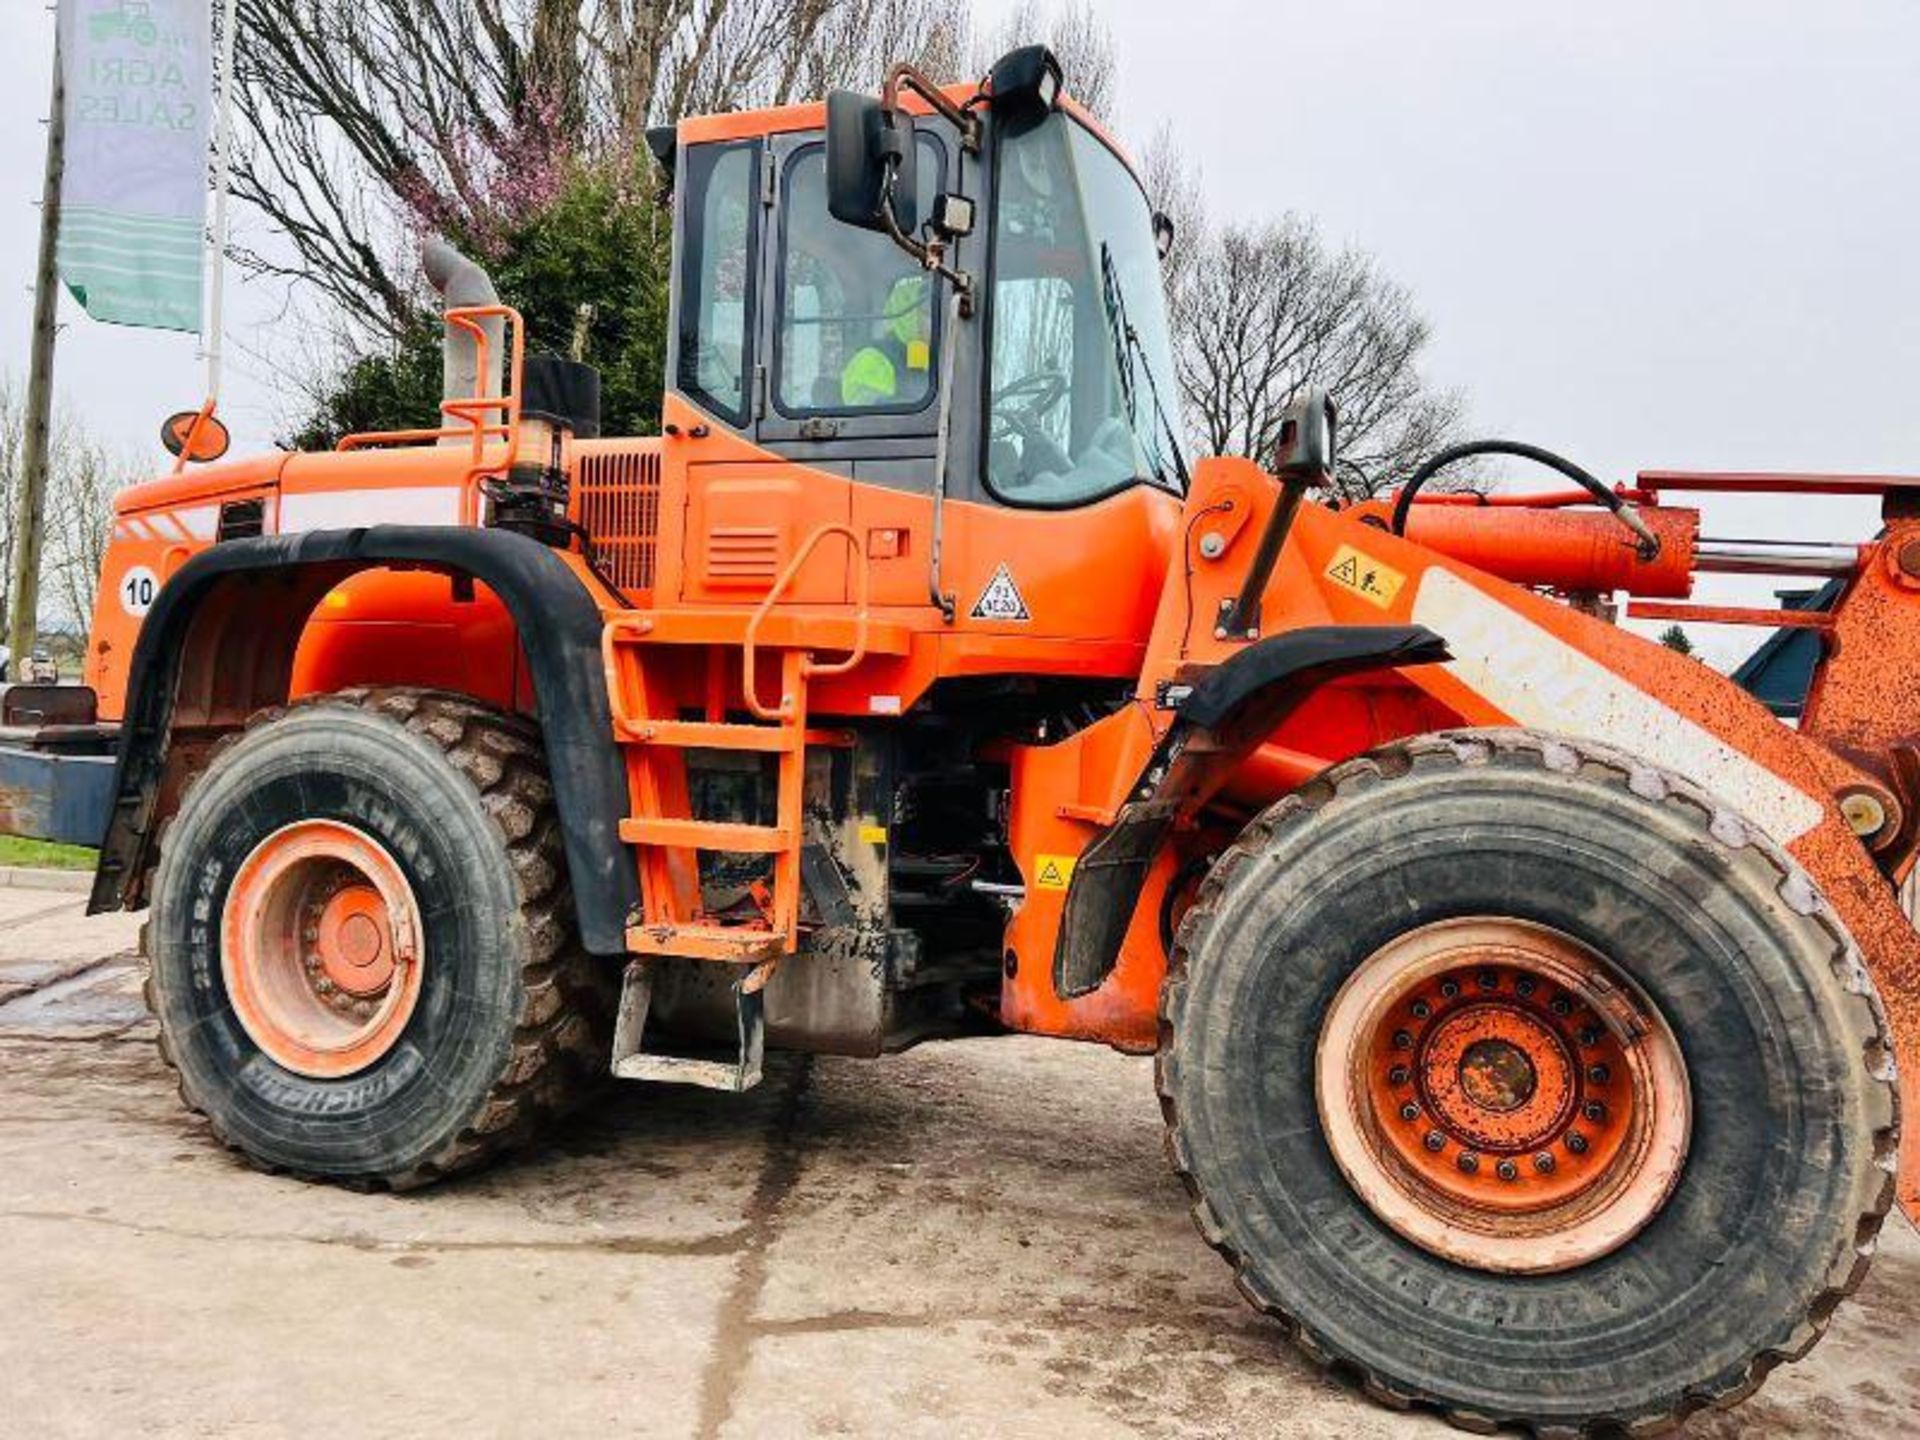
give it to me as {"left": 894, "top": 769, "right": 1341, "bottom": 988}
{"left": 626, "top": 719, "right": 795, "bottom": 753}
{"left": 609, "top": 959, "right": 765, "bottom": 1093}
{"left": 627, "top": 922, "right": 787, "bottom": 963}
{"left": 620, "top": 817, "right": 794, "bottom": 853}
{"left": 613, "top": 1052, "right": 764, "bottom": 1091}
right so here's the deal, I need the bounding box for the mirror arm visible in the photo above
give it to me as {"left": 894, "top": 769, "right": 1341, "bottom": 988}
{"left": 883, "top": 63, "right": 982, "bottom": 153}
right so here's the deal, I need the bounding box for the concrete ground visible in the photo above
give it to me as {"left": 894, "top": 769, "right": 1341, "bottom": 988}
{"left": 0, "top": 884, "right": 1915, "bottom": 1439}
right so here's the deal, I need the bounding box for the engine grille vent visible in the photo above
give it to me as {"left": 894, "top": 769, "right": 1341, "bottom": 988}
{"left": 217, "top": 497, "right": 265, "bottom": 542}
{"left": 703, "top": 527, "right": 782, "bottom": 587}
{"left": 574, "top": 443, "right": 662, "bottom": 594}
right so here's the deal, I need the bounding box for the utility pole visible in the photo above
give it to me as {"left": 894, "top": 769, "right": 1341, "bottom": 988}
{"left": 11, "top": 33, "right": 64, "bottom": 665}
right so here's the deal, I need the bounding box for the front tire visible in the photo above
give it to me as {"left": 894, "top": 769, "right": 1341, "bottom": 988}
{"left": 1158, "top": 730, "right": 1897, "bottom": 1433}
{"left": 146, "top": 688, "right": 610, "bottom": 1188}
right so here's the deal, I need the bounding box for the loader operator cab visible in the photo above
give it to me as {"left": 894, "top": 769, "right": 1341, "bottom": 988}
{"left": 667, "top": 45, "right": 1187, "bottom": 514}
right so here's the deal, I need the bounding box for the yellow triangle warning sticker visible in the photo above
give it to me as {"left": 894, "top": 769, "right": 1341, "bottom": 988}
{"left": 1034, "top": 854, "right": 1077, "bottom": 891}
{"left": 1323, "top": 543, "right": 1406, "bottom": 610}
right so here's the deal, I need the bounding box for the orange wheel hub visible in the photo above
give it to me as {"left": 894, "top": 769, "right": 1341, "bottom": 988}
{"left": 221, "top": 820, "right": 424, "bottom": 1079}
{"left": 1317, "top": 918, "right": 1690, "bottom": 1274}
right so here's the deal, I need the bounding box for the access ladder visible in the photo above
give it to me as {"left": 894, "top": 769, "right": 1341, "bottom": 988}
{"left": 600, "top": 525, "right": 903, "bottom": 1089}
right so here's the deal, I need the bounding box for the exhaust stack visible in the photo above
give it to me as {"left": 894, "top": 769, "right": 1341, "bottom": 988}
{"left": 422, "top": 239, "right": 505, "bottom": 403}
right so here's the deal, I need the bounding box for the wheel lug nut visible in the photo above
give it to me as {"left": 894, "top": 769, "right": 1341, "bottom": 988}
{"left": 1587, "top": 1063, "right": 1611, "bottom": 1084}
{"left": 1566, "top": 1132, "right": 1589, "bottom": 1155}
{"left": 1496, "top": 1159, "right": 1519, "bottom": 1182}
{"left": 1424, "top": 1130, "right": 1447, "bottom": 1152}
{"left": 1410, "top": 1000, "right": 1430, "bottom": 1020}
{"left": 1533, "top": 1152, "right": 1556, "bottom": 1174}
{"left": 1582, "top": 1101, "right": 1606, "bottom": 1123}
{"left": 1399, "top": 1102, "right": 1421, "bottom": 1122}
{"left": 1388, "top": 1065, "right": 1410, "bottom": 1086}
{"left": 1578, "top": 1026, "right": 1602, "bottom": 1047}
{"left": 355, "top": 1000, "right": 374, "bottom": 1019}
{"left": 315, "top": 978, "right": 334, "bottom": 994}
{"left": 1392, "top": 1029, "right": 1413, "bottom": 1050}
{"left": 1514, "top": 977, "right": 1537, "bottom": 998}
{"left": 1439, "top": 980, "right": 1460, "bottom": 999}
{"left": 1550, "top": 996, "right": 1572, "bottom": 1016}
{"left": 1476, "top": 970, "right": 1499, "bottom": 991}
{"left": 1457, "top": 1152, "right": 1480, "bottom": 1175}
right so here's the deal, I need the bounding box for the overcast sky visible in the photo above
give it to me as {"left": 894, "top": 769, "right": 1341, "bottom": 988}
{"left": 3, "top": 1, "right": 1915, "bottom": 661}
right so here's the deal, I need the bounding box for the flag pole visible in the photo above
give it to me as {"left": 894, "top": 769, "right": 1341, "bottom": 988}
{"left": 204, "top": 0, "right": 240, "bottom": 406}
{"left": 9, "top": 27, "right": 66, "bottom": 664}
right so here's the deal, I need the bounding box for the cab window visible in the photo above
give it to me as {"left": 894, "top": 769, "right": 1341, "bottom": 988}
{"left": 677, "top": 142, "right": 759, "bottom": 423}
{"left": 776, "top": 138, "right": 943, "bottom": 416}
{"left": 987, "top": 113, "right": 1187, "bottom": 505}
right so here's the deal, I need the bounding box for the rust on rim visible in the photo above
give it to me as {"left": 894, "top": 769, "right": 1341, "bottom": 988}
{"left": 221, "top": 819, "right": 424, "bottom": 1079}
{"left": 1316, "top": 917, "right": 1690, "bottom": 1274}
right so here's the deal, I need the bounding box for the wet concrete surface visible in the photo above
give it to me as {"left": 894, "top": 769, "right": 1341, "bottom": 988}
{"left": 0, "top": 886, "right": 1915, "bottom": 1437}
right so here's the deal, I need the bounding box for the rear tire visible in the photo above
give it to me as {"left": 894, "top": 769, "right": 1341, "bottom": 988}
{"left": 1158, "top": 729, "right": 1897, "bottom": 1433}
{"left": 146, "top": 688, "right": 611, "bottom": 1188}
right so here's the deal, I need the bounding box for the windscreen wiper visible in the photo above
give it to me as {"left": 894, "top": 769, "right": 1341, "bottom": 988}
{"left": 1099, "top": 243, "right": 1191, "bottom": 492}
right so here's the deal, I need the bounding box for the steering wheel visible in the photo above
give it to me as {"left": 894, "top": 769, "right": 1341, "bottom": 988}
{"left": 990, "top": 370, "right": 1069, "bottom": 437}
{"left": 989, "top": 370, "right": 1074, "bottom": 488}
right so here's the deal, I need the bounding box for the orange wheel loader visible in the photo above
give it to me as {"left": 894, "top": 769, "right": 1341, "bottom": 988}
{"left": 36, "top": 45, "right": 1918, "bottom": 1434}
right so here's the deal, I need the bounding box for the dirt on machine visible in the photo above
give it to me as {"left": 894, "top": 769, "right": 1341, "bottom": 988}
{"left": 15, "top": 42, "right": 1920, "bottom": 1436}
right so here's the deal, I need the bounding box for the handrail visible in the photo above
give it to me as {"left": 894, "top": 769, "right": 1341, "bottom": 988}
{"left": 600, "top": 614, "right": 654, "bottom": 737}
{"left": 743, "top": 524, "right": 872, "bottom": 722}
{"left": 336, "top": 304, "right": 527, "bottom": 528}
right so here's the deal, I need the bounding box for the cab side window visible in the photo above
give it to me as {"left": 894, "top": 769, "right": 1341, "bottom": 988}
{"left": 677, "top": 142, "right": 759, "bottom": 424}
{"left": 776, "top": 139, "right": 943, "bottom": 417}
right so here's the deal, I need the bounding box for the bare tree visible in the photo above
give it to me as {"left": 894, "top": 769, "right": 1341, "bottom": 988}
{"left": 1146, "top": 133, "right": 1467, "bottom": 499}
{"left": 0, "top": 374, "right": 132, "bottom": 638}
{"left": 232, "top": 0, "right": 970, "bottom": 338}
{"left": 43, "top": 425, "right": 127, "bottom": 631}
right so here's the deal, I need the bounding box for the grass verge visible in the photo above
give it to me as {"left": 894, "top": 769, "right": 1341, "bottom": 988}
{"left": 0, "top": 836, "right": 99, "bottom": 871}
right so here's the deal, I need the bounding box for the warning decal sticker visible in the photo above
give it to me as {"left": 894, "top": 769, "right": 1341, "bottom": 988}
{"left": 970, "top": 563, "right": 1032, "bottom": 622}
{"left": 1324, "top": 544, "right": 1406, "bottom": 610}
{"left": 1034, "top": 854, "right": 1077, "bottom": 891}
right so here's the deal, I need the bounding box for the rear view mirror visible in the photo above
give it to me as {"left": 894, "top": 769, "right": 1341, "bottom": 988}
{"left": 1273, "top": 388, "right": 1338, "bottom": 486}
{"left": 826, "top": 91, "right": 919, "bottom": 235}
{"left": 161, "top": 408, "right": 231, "bottom": 464}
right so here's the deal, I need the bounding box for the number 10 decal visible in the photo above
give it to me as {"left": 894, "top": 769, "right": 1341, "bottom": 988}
{"left": 120, "top": 565, "right": 160, "bottom": 618}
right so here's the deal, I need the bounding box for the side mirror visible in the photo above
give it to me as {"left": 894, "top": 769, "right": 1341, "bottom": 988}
{"left": 1273, "top": 388, "right": 1337, "bottom": 487}
{"left": 826, "top": 91, "right": 919, "bottom": 234}
{"left": 161, "top": 409, "right": 231, "bottom": 464}
{"left": 1152, "top": 211, "right": 1176, "bottom": 262}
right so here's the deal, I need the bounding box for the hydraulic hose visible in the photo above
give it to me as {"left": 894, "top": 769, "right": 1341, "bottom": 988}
{"left": 1391, "top": 440, "right": 1662, "bottom": 562}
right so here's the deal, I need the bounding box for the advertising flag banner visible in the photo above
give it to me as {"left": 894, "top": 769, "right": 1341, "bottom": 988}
{"left": 56, "top": 0, "right": 210, "bottom": 332}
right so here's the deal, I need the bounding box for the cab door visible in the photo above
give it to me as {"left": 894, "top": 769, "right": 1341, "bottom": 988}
{"left": 759, "top": 125, "right": 960, "bottom": 610}
{"left": 664, "top": 132, "right": 849, "bottom": 606}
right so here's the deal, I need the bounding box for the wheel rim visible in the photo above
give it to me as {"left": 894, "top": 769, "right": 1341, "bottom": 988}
{"left": 222, "top": 819, "right": 424, "bottom": 1079}
{"left": 1316, "top": 917, "right": 1691, "bottom": 1274}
